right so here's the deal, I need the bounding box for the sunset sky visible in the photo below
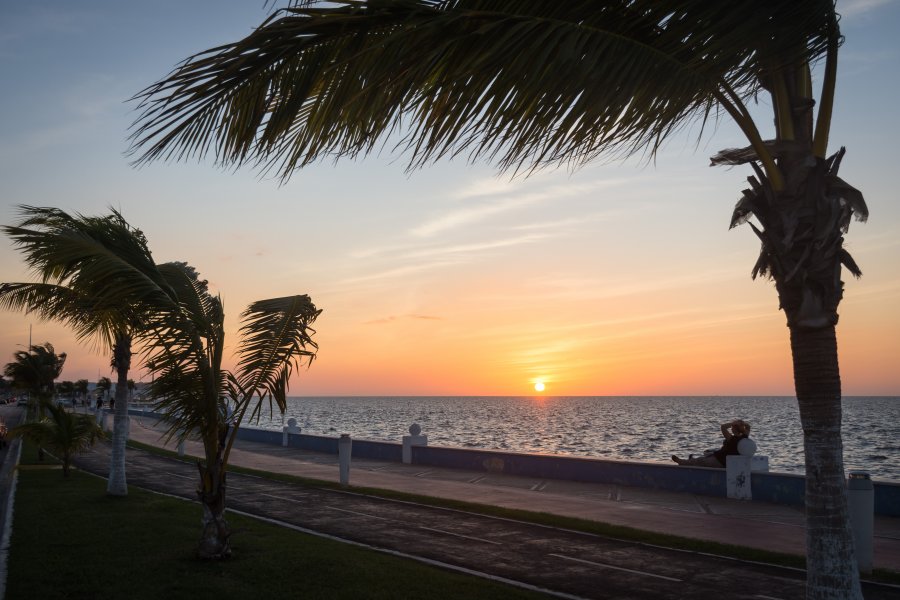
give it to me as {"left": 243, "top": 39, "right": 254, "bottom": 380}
{"left": 1, "top": 1, "right": 898, "bottom": 397}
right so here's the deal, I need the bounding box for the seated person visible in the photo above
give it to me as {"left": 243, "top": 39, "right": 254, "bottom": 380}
{"left": 671, "top": 419, "right": 751, "bottom": 468}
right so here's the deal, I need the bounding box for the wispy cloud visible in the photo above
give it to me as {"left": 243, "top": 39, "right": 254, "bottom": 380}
{"left": 340, "top": 233, "right": 553, "bottom": 285}
{"left": 411, "top": 177, "right": 631, "bottom": 238}
{"left": 342, "top": 172, "right": 651, "bottom": 288}
{"left": 403, "top": 233, "right": 553, "bottom": 259}
{"left": 449, "top": 177, "right": 526, "bottom": 200}
{"left": 410, "top": 195, "right": 542, "bottom": 238}
{"left": 0, "top": 75, "right": 123, "bottom": 159}
{"left": 839, "top": 0, "right": 895, "bottom": 18}
{"left": 340, "top": 260, "right": 461, "bottom": 284}
{"left": 364, "top": 314, "right": 443, "bottom": 325}
{"left": 529, "top": 266, "right": 744, "bottom": 303}
{"left": 849, "top": 230, "right": 900, "bottom": 254}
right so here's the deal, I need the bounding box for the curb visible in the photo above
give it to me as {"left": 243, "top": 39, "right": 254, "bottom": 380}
{"left": 0, "top": 437, "right": 23, "bottom": 600}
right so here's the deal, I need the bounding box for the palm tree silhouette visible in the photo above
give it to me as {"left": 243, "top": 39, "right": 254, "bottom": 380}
{"left": 127, "top": 2, "right": 867, "bottom": 595}
{"left": 0, "top": 207, "right": 180, "bottom": 496}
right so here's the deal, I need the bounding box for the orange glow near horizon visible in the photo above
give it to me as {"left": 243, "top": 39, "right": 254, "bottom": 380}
{"left": 4, "top": 278, "right": 897, "bottom": 397}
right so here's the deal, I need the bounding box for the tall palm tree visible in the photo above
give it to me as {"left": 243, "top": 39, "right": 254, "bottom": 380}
{"left": 57, "top": 380, "right": 75, "bottom": 405}
{"left": 141, "top": 262, "right": 320, "bottom": 558}
{"left": 0, "top": 207, "right": 181, "bottom": 496}
{"left": 4, "top": 342, "right": 67, "bottom": 417}
{"left": 96, "top": 376, "right": 112, "bottom": 403}
{"left": 75, "top": 379, "right": 90, "bottom": 404}
{"left": 10, "top": 401, "right": 103, "bottom": 477}
{"left": 127, "top": 2, "right": 868, "bottom": 596}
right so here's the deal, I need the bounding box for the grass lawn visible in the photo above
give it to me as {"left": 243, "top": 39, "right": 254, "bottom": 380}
{"left": 6, "top": 464, "right": 545, "bottom": 600}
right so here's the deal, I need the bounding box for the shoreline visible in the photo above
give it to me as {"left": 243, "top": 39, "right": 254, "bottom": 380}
{"left": 122, "top": 406, "right": 900, "bottom": 515}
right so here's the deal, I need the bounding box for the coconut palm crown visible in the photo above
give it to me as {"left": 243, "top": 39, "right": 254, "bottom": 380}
{"left": 4, "top": 342, "right": 67, "bottom": 421}
{"left": 128, "top": 2, "right": 867, "bottom": 597}
{"left": 10, "top": 401, "right": 103, "bottom": 477}
{"left": 141, "top": 262, "right": 320, "bottom": 558}
{"left": 0, "top": 206, "right": 180, "bottom": 496}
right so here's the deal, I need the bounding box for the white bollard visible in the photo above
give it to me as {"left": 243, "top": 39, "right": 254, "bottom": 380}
{"left": 848, "top": 471, "right": 874, "bottom": 575}
{"left": 726, "top": 438, "right": 758, "bottom": 500}
{"left": 401, "top": 423, "right": 428, "bottom": 464}
{"left": 338, "top": 434, "right": 352, "bottom": 487}
{"left": 282, "top": 418, "right": 301, "bottom": 447}
{"left": 726, "top": 456, "right": 753, "bottom": 500}
{"left": 177, "top": 436, "right": 186, "bottom": 457}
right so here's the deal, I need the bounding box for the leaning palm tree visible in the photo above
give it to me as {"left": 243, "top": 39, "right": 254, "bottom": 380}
{"left": 0, "top": 207, "right": 181, "bottom": 496}
{"left": 141, "top": 262, "right": 319, "bottom": 558}
{"left": 4, "top": 342, "right": 67, "bottom": 418}
{"left": 10, "top": 401, "right": 103, "bottom": 477}
{"left": 128, "top": 2, "right": 868, "bottom": 596}
{"left": 57, "top": 380, "right": 75, "bottom": 405}
{"left": 96, "top": 376, "right": 112, "bottom": 403}
{"left": 75, "top": 378, "right": 89, "bottom": 406}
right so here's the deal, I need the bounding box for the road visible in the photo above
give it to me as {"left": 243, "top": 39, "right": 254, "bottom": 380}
{"left": 71, "top": 442, "right": 900, "bottom": 600}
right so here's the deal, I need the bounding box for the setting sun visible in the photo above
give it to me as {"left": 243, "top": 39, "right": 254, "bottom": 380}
{"left": 534, "top": 381, "right": 545, "bottom": 392}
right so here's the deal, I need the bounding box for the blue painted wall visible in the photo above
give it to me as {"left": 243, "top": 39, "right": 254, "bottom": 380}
{"left": 413, "top": 444, "right": 729, "bottom": 495}
{"left": 749, "top": 471, "right": 806, "bottom": 507}
{"left": 875, "top": 482, "right": 900, "bottom": 516}
{"left": 284, "top": 433, "right": 402, "bottom": 461}
{"left": 125, "top": 411, "right": 899, "bottom": 517}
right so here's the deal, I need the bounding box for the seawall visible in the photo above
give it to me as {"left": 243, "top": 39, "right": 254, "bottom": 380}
{"left": 127, "top": 409, "right": 899, "bottom": 517}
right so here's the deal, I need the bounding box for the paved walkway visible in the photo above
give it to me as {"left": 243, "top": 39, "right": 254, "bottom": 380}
{"left": 119, "top": 412, "right": 900, "bottom": 573}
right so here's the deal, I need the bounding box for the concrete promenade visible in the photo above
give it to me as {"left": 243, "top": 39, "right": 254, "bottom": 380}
{"left": 122, "top": 412, "right": 900, "bottom": 572}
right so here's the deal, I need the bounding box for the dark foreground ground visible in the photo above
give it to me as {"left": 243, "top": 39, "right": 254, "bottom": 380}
{"left": 69, "top": 442, "right": 900, "bottom": 600}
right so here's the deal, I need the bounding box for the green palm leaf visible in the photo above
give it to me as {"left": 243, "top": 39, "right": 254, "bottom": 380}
{"left": 3, "top": 343, "right": 67, "bottom": 399}
{"left": 10, "top": 401, "right": 103, "bottom": 476}
{"left": 141, "top": 262, "right": 226, "bottom": 443}
{"left": 129, "top": 1, "right": 837, "bottom": 180}
{"left": 234, "top": 295, "right": 320, "bottom": 422}
{"left": 1, "top": 206, "right": 179, "bottom": 353}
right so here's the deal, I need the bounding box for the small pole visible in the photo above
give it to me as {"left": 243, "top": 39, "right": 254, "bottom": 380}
{"left": 338, "top": 434, "right": 352, "bottom": 487}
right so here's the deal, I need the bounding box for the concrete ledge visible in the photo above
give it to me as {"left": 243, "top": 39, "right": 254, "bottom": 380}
{"left": 414, "top": 444, "right": 728, "bottom": 494}
{"left": 285, "top": 433, "right": 403, "bottom": 462}
{"left": 126, "top": 410, "right": 900, "bottom": 517}
{"left": 749, "top": 471, "right": 805, "bottom": 507}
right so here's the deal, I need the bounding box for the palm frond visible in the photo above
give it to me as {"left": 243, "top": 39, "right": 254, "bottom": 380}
{"left": 234, "top": 295, "right": 320, "bottom": 420}
{"left": 129, "top": 0, "right": 839, "bottom": 180}
{"left": 141, "top": 263, "right": 227, "bottom": 443}
{"left": 3, "top": 343, "right": 67, "bottom": 397}
{"left": 9, "top": 402, "right": 103, "bottom": 461}
{"left": 0, "top": 283, "right": 125, "bottom": 351}
{"left": 2, "top": 206, "right": 181, "bottom": 351}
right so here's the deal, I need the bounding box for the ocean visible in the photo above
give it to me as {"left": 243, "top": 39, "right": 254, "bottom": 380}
{"left": 242, "top": 396, "right": 900, "bottom": 482}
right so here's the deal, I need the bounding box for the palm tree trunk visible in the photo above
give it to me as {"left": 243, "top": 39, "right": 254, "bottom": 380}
{"left": 107, "top": 334, "right": 132, "bottom": 496}
{"left": 197, "top": 460, "right": 230, "bottom": 559}
{"left": 197, "top": 423, "right": 231, "bottom": 558}
{"left": 790, "top": 325, "right": 862, "bottom": 600}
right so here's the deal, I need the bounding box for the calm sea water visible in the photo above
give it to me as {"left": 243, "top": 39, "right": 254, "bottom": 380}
{"left": 243, "top": 396, "right": 900, "bottom": 482}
